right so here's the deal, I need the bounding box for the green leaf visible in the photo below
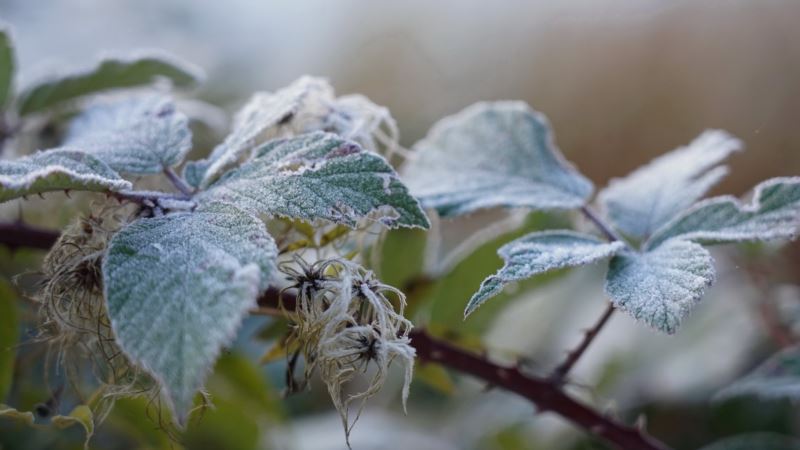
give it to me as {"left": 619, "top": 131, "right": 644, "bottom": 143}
{"left": 103, "top": 202, "right": 277, "bottom": 423}
{"left": 605, "top": 239, "right": 715, "bottom": 334}
{"left": 17, "top": 51, "right": 203, "bottom": 115}
{"left": 52, "top": 405, "right": 94, "bottom": 449}
{"left": 0, "top": 27, "right": 15, "bottom": 108}
{"left": 646, "top": 177, "right": 800, "bottom": 249}
{"left": 0, "top": 148, "right": 131, "bottom": 203}
{"left": 599, "top": 130, "right": 742, "bottom": 241}
{"left": 65, "top": 94, "right": 192, "bottom": 174}
{"left": 426, "top": 212, "right": 569, "bottom": 334}
{"left": 716, "top": 346, "right": 800, "bottom": 402}
{"left": 185, "top": 76, "right": 334, "bottom": 188}
{"left": 465, "top": 231, "right": 624, "bottom": 317}
{"left": 0, "top": 280, "right": 17, "bottom": 402}
{"left": 403, "top": 101, "right": 593, "bottom": 217}
{"left": 200, "top": 131, "right": 429, "bottom": 229}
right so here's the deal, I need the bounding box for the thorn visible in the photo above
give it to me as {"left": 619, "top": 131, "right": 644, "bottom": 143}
{"left": 635, "top": 413, "right": 647, "bottom": 431}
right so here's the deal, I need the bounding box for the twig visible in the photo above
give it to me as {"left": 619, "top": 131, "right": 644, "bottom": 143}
{"left": 0, "top": 222, "right": 60, "bottom": 250}
{"left": 544, "top": 205, "right": 625, "bottom": 382}
{"left": 257, "top": 288, "right": 670, "bottom": 450}
{"left": 580, "top": 205, "right": 624, "bottom": 243}
{"left": 411, "top": 331, "right": 668, "bottom": 450}
{"left": 108, "top": 190, "right": 191, "bottom": 206}
{"left": 551, "top": 302, "right": 615, "bottom": 383}
{"left": 163, "top": 167, "right": 194, "bottom": 196}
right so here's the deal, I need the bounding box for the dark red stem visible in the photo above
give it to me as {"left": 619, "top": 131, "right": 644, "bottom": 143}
{"left": 0, "top": 222, "right": 60, "bottom": 250}
{"left": 257, "top": 287, "right": 670, "bottom": 450}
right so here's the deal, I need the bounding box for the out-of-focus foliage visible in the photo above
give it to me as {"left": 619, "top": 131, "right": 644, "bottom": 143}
{"left": 17, "top": 51, "right": 202, "bottom": 116}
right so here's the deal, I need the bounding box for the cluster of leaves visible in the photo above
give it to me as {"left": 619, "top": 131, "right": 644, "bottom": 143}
{"left": 403, "top": 101, "right": 800, "bottom": 335}
{"left": 0, "top": 27, "right": 429, "bottom": 444}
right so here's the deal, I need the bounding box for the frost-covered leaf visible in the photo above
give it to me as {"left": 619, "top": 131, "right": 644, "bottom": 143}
{"left": 185, "top": 76, "right": 334, "bottom": 188}
{"left": 465, "top": 231, "right": 624, "bottom": 316}
{"left": 17, "top": 51, "right": 203, "bottom": 115}
{"left": 598, "top": 130, "right": 742, "bottom": 241}
{"left": 52, "top": 405, "right": 94, "bottom": 449}
{"left": 199, "top": 131, "right": 429, "bottom": 229}
{"left": 0, "top": 148, "right": 131, "bottom": 203}
{"left": 65, "top": 94, "right": 192, "bottom": 174}
{"left": 403, "top": 101, "right": 593, "bottom": 217}
{"left": 716, "top": 346, "right": 800, "bottom": 401}
{"left": 0, "top": 27, "right": 14, "bottom": 108}
{"left": 103, "top": 202, "right": 277, "bottom": 423}
{"left": 605, "top": 239, "right": 715, "bottom": 334}
{"left": 646, "top": 177, "right": 800, "bottom": 249}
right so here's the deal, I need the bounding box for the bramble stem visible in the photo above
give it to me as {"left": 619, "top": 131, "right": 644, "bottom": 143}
{"left": 256, "top": 287, "right": 670, "bottom": 450}
{"left": 109, "top": 189, "right": 191, "bottom": 205}
{"left": 551, "top": 302, "right": 616, "bottom": 383}
{"left": 580, "top": 205, "right": 624, "bottom": 243}
{"left": 163, "top": 167, "right": 194, "bottom": 196}
{"left": 0, "top": 222, "right": 60, "bottom": 250}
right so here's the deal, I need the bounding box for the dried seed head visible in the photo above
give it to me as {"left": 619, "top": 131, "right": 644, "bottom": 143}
{"left": 279, "top": 256, "right": 415, "bottom": 446}
{"left": 34, "top": 202, "right": 159, "bottom": 424}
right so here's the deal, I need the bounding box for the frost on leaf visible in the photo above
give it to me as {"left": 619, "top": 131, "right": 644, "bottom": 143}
{"left": 199, "top": 131, "right": 429, "bottom": 229}
{"left": 185, "top": 76, "right": 400, "bottom": 188}
{"left": 598, "top": 130, "right": 742, "bottom": 241}
{"left": 17, "top": 50, "right": 203, "bottom": 115}
{"left": 646, "top": 177, "right": 800, "bottom": 249}
{"left": 0, "top": 148, "right": 131, "bottom": 203}
{"left": 716, "top": 346, "right": 800, "bottom": 401}
{"left": 185, "top": 76, "right": 335, "bottom": 188}
{"left": 65, "top": 94, "right": 192, "bottom": 174}
{"left": 605, "top": 239, "right": 715, "bottom": 334}
{"left": 102, "top": 202, "right": 277, "bottom": 423}
{"left": 402, "top": 101, "right": 593, "bottom": 217}
{"left": 466, "top": 231, "right": 624, "bottom": 317}
{"left": 0, "top": 27, "right": 14, "bottom": 108}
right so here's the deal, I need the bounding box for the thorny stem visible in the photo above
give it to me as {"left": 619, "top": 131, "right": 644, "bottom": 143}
{"left": 545, "top": 205, "right": 626, "bottom": 383}
{"left": 411, "top": 331, "right": 668, "bottom": 450}
{"left": 0, "top": 222, "right": 60, "bottom": 250}
{"left": 256, "top": 287, "right": 670, "bottom": 450}
{"left": 550, "top": 302, "right": 616, "bottom": 383}
{"left": 163, "top": 167, "right": 195, "bottom": 196}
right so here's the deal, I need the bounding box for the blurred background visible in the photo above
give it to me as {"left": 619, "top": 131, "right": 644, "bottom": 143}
{"left": 2, "top": 1, "right": 800, "bottom": 449}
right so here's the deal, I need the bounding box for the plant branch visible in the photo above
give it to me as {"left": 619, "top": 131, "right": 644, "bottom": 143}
{"left": 551, "top": 302, "right": 616, "bottom": 383}
{"left": 580, "top": 205, "right": 624, "bottom": 243}
{"left": 108, "top": 189, "right": 191, "bottom": 206}
{"left": 0, "top": 222, "right": 60, "bottom": 250}
{"left": 163, "top": 167, "right": 194, "bottom": 196}
{"left": 256, "top": 287, "right": 670, "bottom": 450}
